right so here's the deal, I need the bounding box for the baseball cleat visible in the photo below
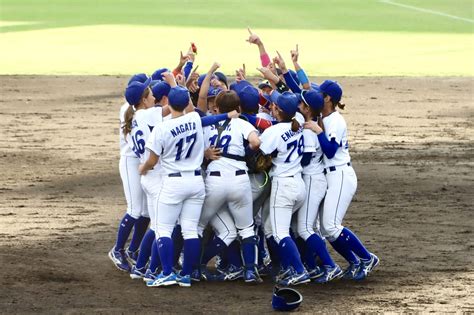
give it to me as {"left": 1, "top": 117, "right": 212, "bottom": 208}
{"left": 191, "top": 269, "right": 202, "bottom": 282}
{"left": 354, "top": 253, "right": 379, "bottom": 281}
{"left": 146, "top": 272, "right": 177, "bottom": 287}
{"left": 224, "top": 264, "right": 244, "bottom": 281}
{"left": 289, "top": 272, "right": 311, "bottom": 286}
{"left": 126, "top": 249, "right": 139, "bottom": 265}
{"left": 257, "top": 264, "right": 270, "bottom": 277}
{"left": 308, "top": 266, "right": 325, "bottom": 279}
{"left": 341, "top": 262, "right": 361, "bottom": 280}
{"left": 130, "top": 265, "right": 146, "bottom": 279}
{"left": 108, "top": 248, "right": 131, "bottom": 272}
{"left": 143, "top": 268, "right": 160, "bottom": 282}
{"left": 313, "top": 265, "right": 343, "bottom": 283}
{"left": 244, "top": 268, "right": 263, "bottom": 283}
{"left": 275, "top": 267, "right": 294, "bottom": 283}
{"left": 176, "top": 273, "right": 191, "bottom": 287}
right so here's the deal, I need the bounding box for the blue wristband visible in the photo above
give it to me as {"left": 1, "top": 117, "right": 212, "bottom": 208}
{"left": 296, "top": 69, "right": 309, "bottom": 85}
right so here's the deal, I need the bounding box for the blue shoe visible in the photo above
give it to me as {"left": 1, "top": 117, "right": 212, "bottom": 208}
{"left": 308, "top": 266, "right": 324, "bottom": 279}
{"left": 244, "top": 268, "right": 263, "bottom": 283}
{"left": 143, "top": 268, "right": 160, "bottom": 282}
{"left": 354, "top": 253, "right": 379, "bottom": 280}
{"left": 289, "top": 271, "right": 311, "bottom": 286}
{"left": 276, "top": 267, "right": 295, "bottom": 286}
{"left": 176, "top": 273, "right": 191, "bottom": 287}
{"left": 191, "top": 269, "right": 201, "bottom": 282}
{"left": 108, "top": 248, "right": 130, "bottom": 272}
{"left": 257, "top": 264, "right": 270, "bottom": 277}
{"left": 313, "top": 265, "right": 343, "bottom": 283}
{"left": 200, "top": 267, "right": 226, "bottom": 282}
{"left": 146, "top": 272, "right": 177, "bottom": 287}
{"left": 126, "top": 249, "right": 139, "bottom": 265}
{"left": 130, "top": 265, "right": 146, "bottom": 279}
{"left": 224, "top": 264, "right": 244, "bottom": 281}
{"left": 342, "top": 262, "right": 361, "bottom": 280}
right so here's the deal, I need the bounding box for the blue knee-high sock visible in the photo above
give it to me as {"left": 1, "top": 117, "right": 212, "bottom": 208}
{"left": 338, "top": 227, "right": 371, "bottom": 260}
{"left": 182, "top": 238, "right": 200, "bottom": 276}
{"left": 128, "top": 216, "right": 150, "bottom": 252}
{"left": 157, "top": 237, "right": 174, "bottom": 275}
{"left": 266, "top": 236, "right": 281, "bottom": 268}
{"left": 135, "top": 229, "right": 154, "bottom": 269}
{"left": 306, "top": 234, "right": 336, "bottom": 267}
{"left": 296, "top": 237, "right": 316, "bottom": 270}
{"left": 241, "top": 236, "right": 258, "bottom": 270}
{"left": 227, "top": 240, "right": 242, "bottom": 268}
{"left": 279, "top": 237, "right": 305, "bottom": 274}
{"left": 114, "top": 213, "right": 137, "bottom": 251}
{"left": 149, "top": 240, "right": 161, "bottom": 272}
{"left": 330, "top": 240, "right": 359, "bottom": 264}
{"left": 257, "top": 227, "right": 266, "bottom": 265}
{"left": 201, "top": 236, "right": 227, "bottom": 265}
{"left": 172, "top": 225, "right": 184, "bottom": 267}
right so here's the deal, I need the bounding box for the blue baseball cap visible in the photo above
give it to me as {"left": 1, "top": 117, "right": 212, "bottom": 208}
{"left": 319, "top": 80, "right": 342, "bottom": 103}
{"left": 230, "top": 80, "right": 252, "bottom": 94}
{"left": 168, "top": 86, "right": 190, "bottom": 110}
{"left": 151, "top": 68, "right": 169, "bottom": 81}
{"left": 198, "top": 74, "right": 217, "bottom": 87}
{"left": 237, "top": 85, "right": 260, "bottom": 112}
{"left": 127, "top": 73, "right": 149, "bottom": 86}
{"left": 152, "top": 81, "right": 171, "bottom": 102}
{"left": 207, "top": 87, "right": 223, "bottom": 98}
{"left": 125, "top": 77, "right": 152, "bottom": 106}
{"left": 298, "top": 89, "right": 324, "bottom": 111}
{"left": 214, "top": 71, "right": 228, "bottom": 88}
{"left": 270, "top": 91, "right": 299, "bottom": 117}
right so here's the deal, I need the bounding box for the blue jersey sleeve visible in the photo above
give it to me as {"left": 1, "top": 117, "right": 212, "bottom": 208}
{"left": 317, "top": 133, "right": 339, "bottom": 159}
{"left": 201, "top": 113, "right": 228, "bottom": 127}
{"left": 283, "top": 72, "right": 302, "bottom": 94}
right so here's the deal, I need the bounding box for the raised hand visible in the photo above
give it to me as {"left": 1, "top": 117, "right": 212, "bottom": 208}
{"left": 176, "top": 73, "right": 185, "bottom": 86}
{"left": 235, "top": 63, "right": 246, "bottom": 82}
{"left": 303, "top": 120, "right": 323, "bottom": 134}
{"left": 246, "top": 27, "right": 262, "bottom": 45}
{"left": 210, "top": 62, "right": 221, "bottom": 73}
{"left": 273, "top": 51, "right": 287, "bottom": 71}
{"left": 161, "top": 71, "right": 177, "bottom": 87}
{"left": 290, "top": 44, "right": 299, "bottom": 63}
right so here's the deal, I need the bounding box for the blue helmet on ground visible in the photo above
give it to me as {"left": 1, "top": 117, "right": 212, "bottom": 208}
{"left": 271, "top": 286, "right": 303, "bottom": 312}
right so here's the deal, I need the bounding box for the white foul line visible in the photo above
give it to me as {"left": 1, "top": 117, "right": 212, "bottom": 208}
{"left": 379, "top": 0, "right": 474, "bottom": 23}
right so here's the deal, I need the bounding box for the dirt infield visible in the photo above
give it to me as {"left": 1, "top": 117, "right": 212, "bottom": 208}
{"left": 0, "top": 76, "right": 472, "bottom": 313}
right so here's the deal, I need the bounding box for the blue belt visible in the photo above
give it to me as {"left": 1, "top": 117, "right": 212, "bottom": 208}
{"left": 209, "top": 170, "right": 247, "bottom": 177}
{"left": 168, "top": 170, "right": 202, "bottom": 177}
{"left": 324, "top": 162, "right": 351, "bottom": 175}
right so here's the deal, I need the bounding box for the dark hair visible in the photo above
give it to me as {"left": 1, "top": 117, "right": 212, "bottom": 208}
{"left": 323, "top": 92, "right": 345, "bottom": 110}
{"left": 215, "top": 90, "right": 240, "bottom": 113}
{"left": 278, "top": 109, "right": 300, "bottom": 132}
{"left": 123, "top": 87, "right": 150, "bottom": 137}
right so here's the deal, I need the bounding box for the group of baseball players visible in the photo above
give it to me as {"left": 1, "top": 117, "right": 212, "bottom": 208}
{"left": 108, "top": 29, "right": 379, "bottom": 288}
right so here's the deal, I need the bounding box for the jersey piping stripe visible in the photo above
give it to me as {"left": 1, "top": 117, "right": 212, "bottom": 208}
{"left": 125, "top": 157, "right": 133, "bottom": 211}
{"left": 272, "top": 181, "right": 279, "bottom": 242}
{"left": 333, "top": 170, "right": 344, "bottom": 229}
{"left": 304, "top": 176, "right": 313, "bottom": 237}
{"left": 154, "top": 182, "right": 165, "bottom": 239}
{"left": 215, "top": 213, "right": 231, "bottom": 243}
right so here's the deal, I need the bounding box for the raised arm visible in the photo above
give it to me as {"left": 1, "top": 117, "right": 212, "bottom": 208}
{"left": 197, "top": 62, "right": 220, "bottom": 113}
{"left": 291, "top": 45, "right": 311, "bottom": 90}
{"left": 246, "top": 28, "right": 271, "bottom": 67}
{"left": 274, "top": 51, "right": 301, "bottom": 93}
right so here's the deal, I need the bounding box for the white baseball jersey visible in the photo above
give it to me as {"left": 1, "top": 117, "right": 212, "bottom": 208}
{"left": 302, "top": 127, "right": 325, "bottom": 175}
{"left": 259, "top": 113, "right": 305, "bottom": 177}
{"left": 119, "top": 103, "right": 136, "bottom": 157}
{"left": 204, "top": 118, "right": 257, "bottom": 172}
{"left": 146, "top": 111, "right": 204, "bottom": 174}
{"left": 321, "top": 111, "right": 351, "bottom": 167}
{"left": 126, "top": 107, "right": 163, "bottom": 164}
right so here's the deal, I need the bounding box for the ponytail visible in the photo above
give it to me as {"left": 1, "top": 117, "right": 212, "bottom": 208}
{"left": 122, "top": 105, "right": 135, "bottom": 137}
{"left": 291, "top": 116, "right": 300, "bottom": 132}
{"left": 336, "top": 102, "right": 345, "bottom": 110}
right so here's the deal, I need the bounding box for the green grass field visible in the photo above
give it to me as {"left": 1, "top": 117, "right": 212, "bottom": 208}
{"left": 1, "top": 0, "right": 473, "bottom": 75}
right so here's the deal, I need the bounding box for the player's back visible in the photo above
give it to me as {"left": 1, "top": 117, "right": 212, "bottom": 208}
{"left": 152, "top": 111, "right": 204, "bottom": 174}
{"left": 127, "top": 107, "right": 162, "bottom": 163}
{"left": 321, "top": 111, "right": 350, "bottom": 167}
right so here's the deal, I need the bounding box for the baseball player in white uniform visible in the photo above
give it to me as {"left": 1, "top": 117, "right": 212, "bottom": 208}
{"left": 109, "top": 74, "right": 152, "bottom": 272}
{"left": 198, "top": 90, "right": 262, "bottom": 283}
{"left": 304, "top": 80, "right": 379, "bottom": 281}
{"left": 259, "top": 91, "right": 310, "bottom": 286}
{"left": 296, "top": 88, "right": 342, "bottom": 283}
